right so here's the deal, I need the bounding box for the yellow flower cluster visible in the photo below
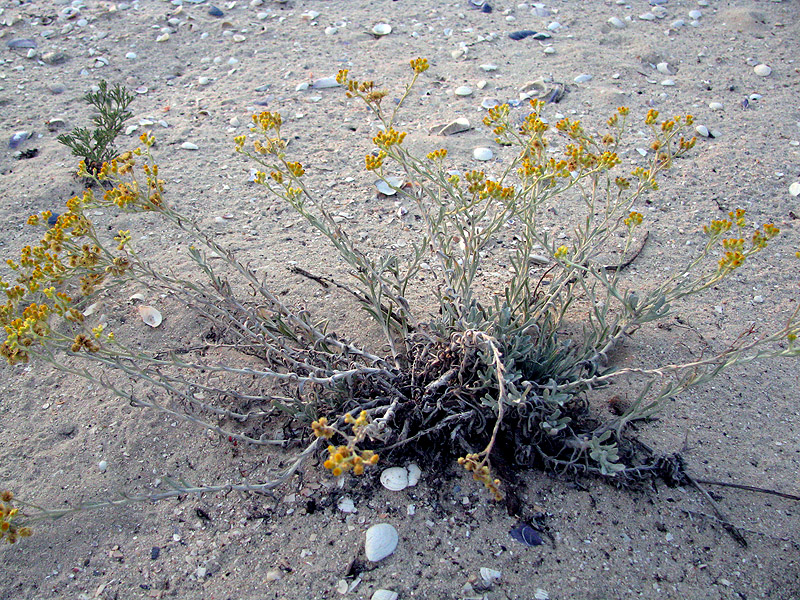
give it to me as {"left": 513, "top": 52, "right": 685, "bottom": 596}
{"left": 554, "top": 245, "right": 569, "bottom": 259}
{"left": 323, "top": 445, "right": 379, "bottom": 476}
{"left": 311, "top": 416, "right": 335, "bottom": 439}
{"left": 365, "top": 151, "right": 387, "bottom": 171}
{"left": 252, "top": 111, "right": 282, "bottom": 132}
{"left": 752, "top": 223, "right": 780, "bottom": 249}
{"left": 409, "top": 57, "right": 429, "bottom": 74}
{"left": 479, "top": 179, "right": 515, "bottom": 202}
{"left": 426, "top": 148, "right": 447, "bottom": 162}
{"left": 0, "top": 491, "right": 32, "bottom": 545}
{"left": 624, "top": 211, "right": 643, "bottom": 228}
{"left": 458, "top": 453, "right": 502, "bottom": 501}
{"left": 373, "top": 128, "right": 407, "bottom": 149}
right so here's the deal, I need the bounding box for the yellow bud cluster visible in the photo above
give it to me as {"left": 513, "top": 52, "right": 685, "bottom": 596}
{"left": 645, "top": 109, "right": 659, "bottom": 125}
{"left": 703, "top": 219, "right": 733, "bottom": 237}
{"left": 365, "top": 151, "right": 387, "bottom": 171}
{"left": 718, "top": 250, "right": 745, "bottom": 271}
{"left": 252, "top": 111, "right": 282, "bottom": 132}
{"left": 373, "top": 128, "right": 407, "bottom": 149}
{"left": 410, "top": 57, "right": 429, "bottom": 74}
{"left": 286, "top": 162, "right": 305, "bottom": 178}
{"left": 0, "top": 491, "right": 32, "bottom": 545}
{"left": 729, "top": 208, "right": 746, "bottom": 228}
{"left": 323, "top": 445, "right": 379, "bottom": 476}
{"left": 458, "top": 453, "right": 502, "bottom": 501}
{"left": 311, "top": 417, "right": 335, "bottom": 439}
{"left": 554, "top": 245, "right": 569, "bottom": 259}
{"left": 426, "top": 148, "right": 447, "bottom": 162}
{"left": 624, "top": 211, "right": 643, "bottom": 228}
{"left": 751, "top": 223, "right": 780, "bottom": 249}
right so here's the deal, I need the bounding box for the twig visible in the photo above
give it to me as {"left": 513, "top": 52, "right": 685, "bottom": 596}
{"left": 685, "top": 473, "right": 748, "bottom": 548}
{"left": 604, "top": 231, "right": 649, "bottom": 272}
{"left": 694, "top": 478, "right": 800, "bottom": 502}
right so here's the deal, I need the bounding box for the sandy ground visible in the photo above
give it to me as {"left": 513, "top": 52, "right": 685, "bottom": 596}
{"left": 0, "top": 0, "right": 799, "bottom": 598}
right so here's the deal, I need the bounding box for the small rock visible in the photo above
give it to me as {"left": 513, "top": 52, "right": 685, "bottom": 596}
{"left": 688, "top": 9, "right": 702, "bottom": 19}
{"left": 543, "top": 46, "right": 556, "bottom": 54}
{"left": 311, "top": 77, "right": 340, "bottom": 89}
{"left": 380, "top": 467, "right": 409, "bottom": 491}
{"left": 660, "top": 79, "right": 676, "bottom": 86}
{"left": 6, "top": 38, "right": 37, "bottom": 49}
{"left": 753, "top": 64, "right": 771, "bottom": 77}
{"left": 125, "top": 52, "right": 137, "bottom": 60}
{"left": 480, "top": 567, "right": 502, "bottom": 585}
{"left": 371, "top": 590, "right": 399, "bottom": 600}
{"left": 789, "top": 182, "right": 800, "bottom": 197}
{"left": 639, "top": 12, "right": 656, "bottom": 21}
{"left": 656, "top": 62, "right": 672, "bottom": 74}
{"left": 42, "top": 51, "right": 69, "bottom": 65}
{"left": 432, "top": 118, "right": 471, "bottom": 136}
{"left": 454, "top": 85, "right": 473, "bottom": 97}
{"left": 181, "top": 142, "right": 199, "bottom": 150}
{"left": 508, "top": 30, "right": 549, "bottom": 40}
{"left": 708, "top": 102, "right": 724, "bottom": 111}
{"left": 98, "top": 460, "right": 108, "bottom": 472}
{"left": 481, "top": 98, "right": 500, "bottom": 109}
{"left": 372, "top": 23, "right": 392, "bottom": 36}
{"left": 753, "top": 295, "right": 764, "bottom": 304}
{"left": 695, "top": 125, "right": 710, "bottom": 137}
{"left": 480, "top": 63, "right": 498, "bottom": 72}
{"left": 573, "top": 74, "right": 593, "bottom": 83}
{"left": 47, "top": 83, "right": 66, "bottom": 95}
{"left": 265, "top": 569, "right": 282, "bottom": 582}
{"left": 534, "top": 590, "right": 550, "bottom": 600}
{"left": 607, "top": 16, "right": 626, "bottom": 29}
{"left": 208, "top": 6, "right": 224, "bottom": 17}
{"left": 473, "top": 147, "right": 493, "bottom": 161}
{"left": 150, "top": 547, "right": 160, "bottom": 560}
{"left": 337, "top": 497, "right": 356, "bottom": 513}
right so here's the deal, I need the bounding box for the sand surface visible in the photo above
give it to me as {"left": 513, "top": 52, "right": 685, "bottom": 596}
{"left": 0, "top": 1, "right": 799, "bottom": 598}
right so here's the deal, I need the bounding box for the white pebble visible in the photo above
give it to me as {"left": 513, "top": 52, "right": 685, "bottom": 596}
{"left": 708, "top": 102, "right": 724, "bottom": 111}
{"left": 789, "top": 182, "right": 800, "bottom": 197}
{"left": 480, "top": 63, "right": 498, "bottom": 72}
{"left": 754, "top": 64, "right": 772, "bottom": 77}
{"left": 695, "top": 125, "right": 710, "bottom": 137}
{"left": 607, "top": 16, "right": 626, "bottom": 29}
{"left": 573, "top": 74, "right": 593, "bottom": 83}
{"left": 543, "top": 46, "right": 556, "bottom": 54}
{"left": 324, "top": 26, "right": 338, "bottom": 35}
{"left": 371, "top": 591, "right": 399, "bottom": 600}
{"left": 639, "top": 12, "right": 656, "bottom": 21}
{"left": 660, "top": 79, "right": 676, "bottom": 86}
{"left": 473, "top": 147, "right": 493, "bottom": 161}
{"left": 688, "top": 9, "right": 702, "bottom": 19}
{"left": 753, "top": 295, "right": 764, "bottom": 304}
{"left": 181, "top": 142, "right": 199, "bottom": 150}
{"left": 454, "top": 85, "right": 473, "bottom": 97}
{"left": 98, "top": 460, "right": 108, "bottom": 472}
{"left": 656, "top": 62, "right": 672, "bottom": 74}
{"left": 125, "top": 52, "right": 137, "bottom": 60}
{"left": 198, "top": 76, "right": 211, "bottom": 85}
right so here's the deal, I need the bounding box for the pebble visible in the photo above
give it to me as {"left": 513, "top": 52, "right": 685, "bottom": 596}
{"left": 656, "top": 62, "right": 672, "bottom": 75}
{"left": 789, "top": 182, "right": 800, "bottom": 197}
{"left": 709, "top": 102, "right": 724, "bottom": 111}
{"left": 125, "top": 52, "right": 137, "bottom": 60}
{"left": 42, "top": 51, "right": 69, "bottom": 65}
{"left": 181, "top": 142, "right": 199, "bottom": 150}
{"left": 98, "top": 460, "right": 108, "bottom": 472}
{"left": 688, "top": 9, "right": 702, "bottom": 19}
{"left": 547, "top": 21, "right": 561, "bottom": 31}
{"left": 508, "top": 30, "right": 549, "bottom": 40}
{"left": 480, "top": 568, "right": 502, "bottom": 585}
{"left": 47, "top": 83, "right": 66, "bottom": 94}
{"left": 311, "top": 77, "right": 340, "bottom": 89}
{"left": 150, "top": 547, "right": 160, "bottom": 560}
{"left": 371, "top": 591, "right": 398, "bottom": 600}
{"left": 660, "top": 79, "right": 676, "bottom": 86}
{"left": 433, "top": 117, "right": 471, "bottom": 135}
{"left": 534, "top": 590, "right": 550, "bottom": 600}
{"left": 695, "top": 125, "right": 710, "bottom": 137}
{"left": 376, "top": 176, "right": 404, "bottom": 195}
{"left": 543, "top": 46, "right": 556, "bottom": 54}
{"left": 481, "top": 97, "right": 500, "bottom": 109}
{"left": 7, "top": 38, "right": 36, "bottom": 49}
{"left": 639, "top": 13, "right": 656, "bottom": 21}
{"left": 753, "top": 64, "right": 771, "bottom": 77}
{"left": 337, "top": 497, "right": 356, "bottom": 513}
{"left": 156, "top": 33, "right": 170, "bottom": 42}
{"left": 480, "top": 63, "right": 498, "bottom": 72}
{"left": 198, "top": 76, "right": 211, "bottom": 86}
{"left": 365, "top": 524, "right": 398, "bottom": 562}
{"left": 607, "top": 16, "right": 626, "bottom": 29}
{"left": 208, "top": 6, "right": 223, "bottom": 17}
{"left": 573, "top": 74, "right": 593, "bottom": 83}
{"left": 454, "top": 85, "right": 473, "bottom": 97}
{"left": 473, "top": 147, "right": 493, "bottom": 161}
{"left": 372, "top": 23, "right": 392, "bottom": 36}
{"left": 8, "top": 131, "right": 29, "bottom": 149}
